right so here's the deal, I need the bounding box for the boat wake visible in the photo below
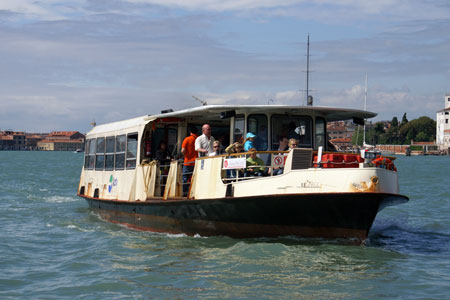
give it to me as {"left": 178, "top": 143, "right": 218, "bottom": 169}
{"left": 368, "top": 218, "right": 450, "bottom": 254}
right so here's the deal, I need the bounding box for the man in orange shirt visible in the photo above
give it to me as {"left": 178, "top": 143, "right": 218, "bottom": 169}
{"left": 181, "top": 126, "right": 199, "bottom": 194}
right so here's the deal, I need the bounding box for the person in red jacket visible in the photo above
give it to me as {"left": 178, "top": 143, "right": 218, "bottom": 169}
{"left": 181, "top": 126, "right": 199, "bottom": 194}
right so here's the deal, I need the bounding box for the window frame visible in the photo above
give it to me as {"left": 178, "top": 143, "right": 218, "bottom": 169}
{"left": 233, "top": 114, "right": 245, "bottom": 143}
{"left": 95, "top": 137, "right": 106, "bottom": 170}
{"left": 115, "top": 134, "right": 126, "bottom": 170}
{"left": 315, "top": 117, "right": 326, "bottom": 150}
{"left": 87, "top": 138, "right": 96, "bottom": 170}
{"left": 126, "top": 132, "right": 138, "bottom": 169}
{"left": 105, "top": 136, "right": 115, "bottom": 171}
{"left": 247, "top": 114, "right": 268, "bottom": 150}
{"left": 270, "top": 114, "right": 313, "bottom": 149}
{"left": 84, "top": 139, "right": 90, "bottom": 169}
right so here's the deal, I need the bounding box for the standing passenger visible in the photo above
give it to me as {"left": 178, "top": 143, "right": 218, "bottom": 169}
{"left": 243, "top": 132, "right": 256, "bottom": 152}
{"left": 181, "top": 126, "right": 199, "bottom": 194}
{"left": 195, "top": 124, "right": 215, "bottom": 156}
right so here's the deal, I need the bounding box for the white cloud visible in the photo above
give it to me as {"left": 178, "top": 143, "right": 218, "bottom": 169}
{"left": 0, "top": 0, "right": 449, "bottom": 132}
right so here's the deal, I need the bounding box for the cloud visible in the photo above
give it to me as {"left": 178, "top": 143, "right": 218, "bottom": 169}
{"left": 0, "top": 0, "right": 449, "bottom": 133}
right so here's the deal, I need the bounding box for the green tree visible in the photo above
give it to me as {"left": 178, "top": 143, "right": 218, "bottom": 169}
{"left": 352, "top": 126, "right": 363, "bottom": 146}
{"left": 401, "top": 112, "right": 408, "bottom": 124}
{"left": 399, "top": 116, "right": 435, "bottom": 144}
{"left": 391, "top": 116, "right": 398, "bottom": 128}
{"left": 415, "top": 131, "right": 428, "bottom": 142}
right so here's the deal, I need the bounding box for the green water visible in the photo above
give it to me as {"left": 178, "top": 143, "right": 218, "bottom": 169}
{"left": 0, "top": 152, "right": 449, "bottom": 299}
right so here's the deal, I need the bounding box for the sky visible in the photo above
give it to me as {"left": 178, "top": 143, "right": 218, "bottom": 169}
{"left": 1, "top": 0, "right": 449, "bottom": 133}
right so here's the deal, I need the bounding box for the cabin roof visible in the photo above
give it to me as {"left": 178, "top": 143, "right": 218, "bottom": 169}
{"left": 87, "top": 116, "right": 149, "bottom": 135}
{"left": 88, "top": 105, "right": 376, "bottom": 135}
{"left": 145, "top": 105, "right": 376, "bottom": 122}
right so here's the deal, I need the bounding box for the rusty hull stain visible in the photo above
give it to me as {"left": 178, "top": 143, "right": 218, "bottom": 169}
{"left": 350, "top": 176, "right": 379, "bottom": 192}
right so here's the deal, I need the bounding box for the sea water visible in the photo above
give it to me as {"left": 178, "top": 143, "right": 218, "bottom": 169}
{"left": 0, "top": 151, "right": 449, "bottom": 299}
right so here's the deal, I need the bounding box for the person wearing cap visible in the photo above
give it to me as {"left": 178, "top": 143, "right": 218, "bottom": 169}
{"left": 243, "top": 132, "right": 256, "bottom": 152}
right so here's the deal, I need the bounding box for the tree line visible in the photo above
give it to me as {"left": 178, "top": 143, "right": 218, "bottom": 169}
{"left": 352, "top": 113, "right": 436, "bottom": 146}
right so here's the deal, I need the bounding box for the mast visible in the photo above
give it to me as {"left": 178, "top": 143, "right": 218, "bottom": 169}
{"left": 306, "top": 34, "right": 310, "bottom": 106}
{"left": 363, "top": 75, "right": 368, "bottom": 146}
{"left": 302, "top": 33, "right": 313, "bottom": 106}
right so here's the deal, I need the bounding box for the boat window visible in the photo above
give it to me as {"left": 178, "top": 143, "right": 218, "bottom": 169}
{"left": 115, "top": 134, "right": 126, "bottom": 170}
{"left": 247, "top": 114, "right": 268, "bottom": 150}
{"left": 105, "top": 137, "right": 115, "bottom": 171}
{"left": 88, "top": 138, "right": 96, "bottom": 169}
{"left": 315, "top": 117, "right": 326, "bottom": 150}
{"left": 233, "top": 115, "right": 245, "bottom": 143}
{"left": 84, "top": 139, "right": 91, "bottom": 169}
{"left": 151, "top": 127, "right": 178, "bottom": 158}
{"left": 212, "top": 125, "right": 230, "bottom": 149}
{"left": 271, "top": 115, "right": 312, "bottom": 149}
{"left": 126, "top": 133, "right": 138, "bottom": 169}
{"left": 95, "top": 137, "right": 105, "bottom": 170}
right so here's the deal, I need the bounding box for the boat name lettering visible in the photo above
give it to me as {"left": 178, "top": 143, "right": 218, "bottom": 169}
{"left": 300, "top": 180, "right": 320, "bottom": 188}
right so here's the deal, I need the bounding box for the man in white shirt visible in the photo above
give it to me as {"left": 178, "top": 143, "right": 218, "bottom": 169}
{"left": 195, "top": 123, "right": 215, "bottom": 156}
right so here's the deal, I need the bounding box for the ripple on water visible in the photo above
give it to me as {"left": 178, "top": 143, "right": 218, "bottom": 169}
{"left": 1, "top": 153, "right": 449, "bottom": 299}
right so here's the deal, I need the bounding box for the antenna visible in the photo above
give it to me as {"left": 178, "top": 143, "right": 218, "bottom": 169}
{"left": 300, "top": 34, "right": 314, "bottom": 106}
{"left": 363, "top": 75, "right": 368, "bottom": 146}
{"left": 192, "top": 96, "right": 207, "bottom": 106}
{"left": 306, "top": 33, "right": 310, "bottom": 106}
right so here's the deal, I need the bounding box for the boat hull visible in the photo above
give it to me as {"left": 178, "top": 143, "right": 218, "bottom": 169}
{"left": 79, "top": 192, "right": 408, "bottom": 241}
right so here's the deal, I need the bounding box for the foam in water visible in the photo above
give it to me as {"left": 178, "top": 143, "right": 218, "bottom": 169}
{"left": 44, "top": 195, "right": 78, "bottom": 203}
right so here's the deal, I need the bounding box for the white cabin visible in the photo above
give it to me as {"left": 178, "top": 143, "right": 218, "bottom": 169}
{"left": 77, "top": 105, "right": 401, "bottom": 202}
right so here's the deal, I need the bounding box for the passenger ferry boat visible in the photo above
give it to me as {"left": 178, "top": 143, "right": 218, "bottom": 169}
{"left": 77, "top": 105, "right": 408, "bottom": 242}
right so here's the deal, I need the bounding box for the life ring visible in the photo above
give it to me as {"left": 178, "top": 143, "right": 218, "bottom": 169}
{"left": 372, "top": 156, "right": 396, "bottom": 171}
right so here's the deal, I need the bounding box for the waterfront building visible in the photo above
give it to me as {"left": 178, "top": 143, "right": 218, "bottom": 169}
{"left": 436, "top": 94, "right": 450, "bottom": 153}
{"left": 327, "top": 121, "right": 356, "bottom": 151}
{"left": 37, "top": 131, "right": 85, "bottom": 151}
{"left": 25, "top": 133, "right": 46, "bottom": 150}
{"left": 0, "top": 131, "right": 26, "bottom": 150}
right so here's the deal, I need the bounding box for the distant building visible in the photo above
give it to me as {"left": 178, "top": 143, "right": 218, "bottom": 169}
{"left": 327, "top": 121, "right": 355, "bottom": 150}
{"left": 37, "top": 139, "right": 85, "bottom": 151}
{"left": 37, "top": 131, "right": 85, "bottom": 151}
{"left": 1, "top": 130, "right": 85, "bottom": 151}
{"left": 0, "top": 131, "right": 26, "bottom": 150}
{"left": 0, "top": 133, "right": 14, "bottom": 150}
{"left": 329, "top": 137, "right": 352, "bottom": 151}
{"left": 25, "top": 133, "right": 46, "bottom": 150}
{"left": 436, "top": 94, "right": 450, "bottom": 153}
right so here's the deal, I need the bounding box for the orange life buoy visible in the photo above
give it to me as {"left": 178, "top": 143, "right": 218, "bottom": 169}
{"left": 372, "top": 156, "right": 396, "bottom": 171}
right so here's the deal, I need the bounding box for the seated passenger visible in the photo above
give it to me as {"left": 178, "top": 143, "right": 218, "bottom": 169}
{"left": 225, "top": 142, "right": 244, "bottom": 154}
{"left": 209, "top": 141, "right": 224, "bottom": 156}
{"left": 245, "top": 148, "right": 267, "bottom": 177}
{"left": 225, "top": 142, "right": 244, "bottom": 178}
{"left": 268, "top": 136, "right": 288, "bottom": 176}
{"left": 288, "top": 138, "right": 298, "bottom": 150}
{"left": 155, "top": 141, "right": 172, "bottom": 166}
